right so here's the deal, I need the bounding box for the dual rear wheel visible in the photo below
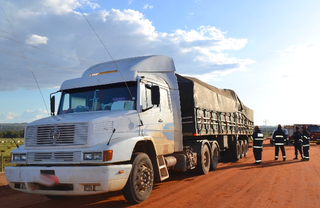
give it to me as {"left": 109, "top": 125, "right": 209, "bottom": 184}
{"left": 196, "top": 143, "right": 219, "bottom": 175}
{"left": 238, "top": 140, "right": 249, "bottom": 159}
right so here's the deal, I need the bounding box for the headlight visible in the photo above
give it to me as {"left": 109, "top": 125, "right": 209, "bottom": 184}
{"left": 12, "top": 154, "right": 27, "bottom": 161}
{"left": 83, "top": 152, "right": 102, "bottom": 160}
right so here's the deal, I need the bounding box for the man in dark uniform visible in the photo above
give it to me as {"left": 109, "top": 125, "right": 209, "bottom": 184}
{"left": 292, "top": 126, "right": 303, "bottom": 159}
{"left": 301, "top": 125, "right": 310, "bottom": 161}
{"left": 252, "top": 126, "right": 264, "bottom": 164}
{"left": 272, "top": 124, "right": 286, "bottom": 161}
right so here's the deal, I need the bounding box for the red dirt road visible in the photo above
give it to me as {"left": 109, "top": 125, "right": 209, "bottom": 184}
{"left": 1, "top": 142, "right": 320, "bottom": 208}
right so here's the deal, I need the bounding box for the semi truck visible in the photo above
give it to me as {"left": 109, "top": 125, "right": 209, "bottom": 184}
{"left": 5, "top": 55, "right": 254, "bottom": 203}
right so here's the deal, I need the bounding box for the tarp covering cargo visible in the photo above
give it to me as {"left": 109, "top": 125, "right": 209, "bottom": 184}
{"left": 176, "top": 74, "right": 254, "bottom": 122}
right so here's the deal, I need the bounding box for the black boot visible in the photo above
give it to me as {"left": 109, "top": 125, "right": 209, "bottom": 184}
{"left": 293, "top": 156, "right": 298, "bottom": 159}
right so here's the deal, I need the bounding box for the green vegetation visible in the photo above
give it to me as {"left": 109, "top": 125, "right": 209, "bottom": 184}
{"left": 0, "top": 138, "right": 24, "bottom": 170}
{"left": 0, "top": 123, "right": 26, "bottom": 132}
{"left": 0, "top": 138, "right": 24, "bottom": 155}
{"left": 0, "top": 123, "right": 26, "bottom": 139}
{"left": 0, "top": 130, "right": 24, "bottom": 138}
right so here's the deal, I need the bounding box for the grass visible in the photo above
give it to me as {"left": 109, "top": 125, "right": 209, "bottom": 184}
{"left": 0, "top": 138, "right": 24, "bottom": 156}
{"left": 0, "top": 138, "right": 24, "bottom": 170}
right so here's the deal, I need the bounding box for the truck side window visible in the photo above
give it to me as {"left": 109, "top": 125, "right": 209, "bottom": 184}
{"left": 160, "top": 88, "right": 170, "bottom": 110}
{"left": 140, "top": 83, "right": 153, "bottom": 110}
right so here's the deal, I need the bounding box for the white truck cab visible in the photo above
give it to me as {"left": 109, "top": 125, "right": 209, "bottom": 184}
{"left": 5, "top": 55, "right": 183, "bottom": 203}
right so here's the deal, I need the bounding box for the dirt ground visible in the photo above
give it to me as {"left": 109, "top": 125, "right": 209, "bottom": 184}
{"left": 1, "top": 142, "right": 320, "bottom": 208}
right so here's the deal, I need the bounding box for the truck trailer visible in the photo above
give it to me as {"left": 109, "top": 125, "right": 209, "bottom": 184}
{"left": 5, "top": 55, "right": 254, "bottom": 203}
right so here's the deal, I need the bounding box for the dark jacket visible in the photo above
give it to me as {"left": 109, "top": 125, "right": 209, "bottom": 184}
{"left": 252, "top": 129, "right": 264, "bottom": 148}
{"left": 301, "top": 130, "right": 310, "bottom": 146}
{"left": 272, "top": 127, "right": 286, "bottom": 145}
{"left": 292, "top": 131, "right": 303, "bottom": 144}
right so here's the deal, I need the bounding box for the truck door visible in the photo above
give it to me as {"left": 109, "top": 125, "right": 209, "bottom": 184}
{"left": 139, "top": 81, "right": 174, "bottom": 155}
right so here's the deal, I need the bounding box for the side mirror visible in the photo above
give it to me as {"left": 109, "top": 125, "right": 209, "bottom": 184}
{"left": 50, "top": 96, "right": 55, "bottom": 116}
{"left": 151, "top": 86, "right": 160, "bottom": 106}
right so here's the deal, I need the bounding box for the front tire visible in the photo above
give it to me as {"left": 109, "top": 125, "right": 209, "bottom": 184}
{"left": 122, "top": 153, "right": 154, "bottom": 204}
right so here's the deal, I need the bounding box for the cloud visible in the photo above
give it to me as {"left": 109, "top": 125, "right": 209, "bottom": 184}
{"left": 0, "top": 109, "right": 49, "bottom": 123}
{"left": 20, "top": 109, "right": 49, "bottom": 122}
{"left": 79, "top": 0, "right": 100, "bottom": 10}
{"left": 277, "top": 43, "right": 317, "bottom": 57}
{"left": 0, "top": 1, "right": 254, "bottom": 92}
{"left": 143, "top": 4, "right": 153, "bottom": 10}
{"left": 1, "top": 0, "right": 100, "bottom": 16}
{"left": 0, "top": 112, "right": 19, "bottom": 121}
{"left": 26, "top": 34, "right": 49, "bottom": 45}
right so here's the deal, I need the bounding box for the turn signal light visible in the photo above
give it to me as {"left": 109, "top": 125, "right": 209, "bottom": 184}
{"left": 103, "top": 150, "right": 113, "bottom": 161}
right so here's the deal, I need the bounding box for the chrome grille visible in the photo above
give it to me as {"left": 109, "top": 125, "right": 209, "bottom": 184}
{"left": 25, "top": 123, "right": 88, "bottom": 147}
{"left": 28, "top": 152, "right": 81, "bottom": 164}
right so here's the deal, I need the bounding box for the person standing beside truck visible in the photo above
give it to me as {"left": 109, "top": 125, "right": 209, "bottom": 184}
{"left": 301, "top": 125, "right": 310, "bottom": 161}
{"left": 272, "top": 124, "right": 286, "bottom": 161}
{"left": 292, "top": 126, "right": 303, "bottom": 159}
{"left": 252, "top": 126, "right": 264, "bottom": 164}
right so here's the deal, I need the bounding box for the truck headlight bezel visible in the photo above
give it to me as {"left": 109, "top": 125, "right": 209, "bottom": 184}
{"left": 12, "top": 154, "right": 27, "bottom": 161}
{"left": 83, "top": 152, "right": 102, "bottom": 160}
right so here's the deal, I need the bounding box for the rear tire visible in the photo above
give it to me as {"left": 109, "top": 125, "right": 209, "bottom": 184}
{"left": 122, "top": 153, "right": 154, "bottom": 204}
{"left": 243, "top": 140, "right": 248, "bottom": 157}
{"left": 196, "top": 144, "right": 211, "bottom": 174}
{"left": 210, "top": 144, "right": 219, "bottom": 170}
{"left": 239, "top": 141, "right": 244, "bottom": 158}
{"left": 236, "top": 140, "right": 241, "bottom": 159}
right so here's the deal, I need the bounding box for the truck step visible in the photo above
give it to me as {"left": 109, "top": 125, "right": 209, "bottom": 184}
{"left": 157, "top": 155, "right": 169, "bottom": 181}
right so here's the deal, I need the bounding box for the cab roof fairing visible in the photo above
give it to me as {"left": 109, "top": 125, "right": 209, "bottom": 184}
{"left": 60, "top": 55, "right": 176, "bottom": 91}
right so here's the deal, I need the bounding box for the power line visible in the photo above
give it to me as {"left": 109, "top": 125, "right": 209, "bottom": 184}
{"left": 0, "top": 49, "right": 82, "bottom": 73}
{"left": 1, "top": 6, "right": 49, "bottom": 116}
{"left": 0, "top": 30, "right": 97, "bottom": 65}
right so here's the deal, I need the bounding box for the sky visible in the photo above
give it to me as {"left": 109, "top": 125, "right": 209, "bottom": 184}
{"left": 1, "top": 0, "right": 320, "bottom": 126}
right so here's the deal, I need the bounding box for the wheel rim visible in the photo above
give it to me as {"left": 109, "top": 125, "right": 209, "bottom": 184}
{"left": 136, "top": 164, "right": 153, "bottom": 192}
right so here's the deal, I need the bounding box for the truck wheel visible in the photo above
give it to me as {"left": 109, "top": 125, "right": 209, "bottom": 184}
{"left": 243, "top": 140, "right": 248, "bottom": 157}
{"left": 236, "top": 140, "right": 241, "bottom": 159}
{"left": 196, "top": 144, "right": 211, "bottom": 175}
{"left": 210, "top": 144, "right": 219, "bottom": 170}
{"left": 122, "top": 153, "right": 154, "bottom": 204}
{"left": 239, "top": 141, "right": 244, "bottom": 158}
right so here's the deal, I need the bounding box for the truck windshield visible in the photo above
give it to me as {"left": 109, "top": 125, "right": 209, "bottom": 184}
{"left": 58, "top": 82, "right": 137, "bottom": 114}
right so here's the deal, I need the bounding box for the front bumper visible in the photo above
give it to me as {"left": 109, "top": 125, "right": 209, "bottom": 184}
{"left": 4, "top": 164, "right": 132, "bottom": 196}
